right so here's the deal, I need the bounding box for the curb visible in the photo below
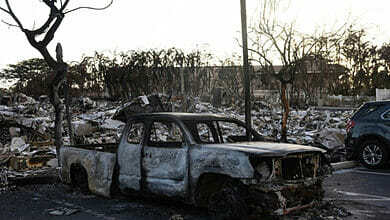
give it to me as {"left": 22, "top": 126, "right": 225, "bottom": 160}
{"left": 7, "top": 168, "right": 59, "bottom": 186}
{"left": 8, "top": 174, "right": 59, "bottom": 186}
{"left": 331, "top": 161, "right": 359, "bottom": 171}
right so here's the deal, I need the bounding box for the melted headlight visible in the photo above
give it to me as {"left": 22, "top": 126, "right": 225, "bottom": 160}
{"left": 255, "top": 161, "right": 271, "bottom": 181}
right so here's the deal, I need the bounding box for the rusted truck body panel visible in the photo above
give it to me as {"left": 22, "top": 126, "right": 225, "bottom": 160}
{"left": 59, "top": 144, "right": 117, "bottom": 198}
{"left": 59, "top": 113, "right": 331, "bottom": 216}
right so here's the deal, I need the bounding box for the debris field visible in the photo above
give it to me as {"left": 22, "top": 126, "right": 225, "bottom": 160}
{"left": 0, "top": 94, "right": 352, "bottom": 194}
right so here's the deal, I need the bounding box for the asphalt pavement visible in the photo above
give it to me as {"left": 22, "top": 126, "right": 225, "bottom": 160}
{"left": 0, "top": 165, "right": 389, "bottom": 219}
{"left": 323, "top": 166, "right": 390, "bottom": 219}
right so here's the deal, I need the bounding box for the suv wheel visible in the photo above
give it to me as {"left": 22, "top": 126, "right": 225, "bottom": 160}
{"left": 360, "top": 140, "right": 388, "bottom": 169}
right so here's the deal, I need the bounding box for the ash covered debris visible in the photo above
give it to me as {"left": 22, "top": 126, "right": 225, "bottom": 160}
{"left": 285, "top": 201, "right": 351, "bottom": 219}
{"left": 191, "top": 99, "right": 352, "bottom": 162}
{"left": 0, "top": 94, "right": 58, "bottom": 184}
{"left": 0, "top": 92, "right": 352, "bottom": 185}
{"left": 3, "top": 92, "right": 352, "bottom": 149}
{"left": 113, "top": 94, "right": 166, "bottom": 122}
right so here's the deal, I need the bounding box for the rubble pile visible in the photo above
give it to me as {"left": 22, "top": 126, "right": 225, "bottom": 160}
{"left": 0, "top": 169, "right": 8, "bottom": 188}
{"left": 71, "top": 98, "right": 125, "bottom": 145}
{"left": 190, "top": 99, "right": 352, "bottom": 162}
{"left": 287, "top": 201, "right": 351, "bottom": 219}
{"left": 0, "top": 96, "right": 56, "bottom": 184}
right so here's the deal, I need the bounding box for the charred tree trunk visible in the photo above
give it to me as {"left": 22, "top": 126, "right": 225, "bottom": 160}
{"left": 49, "top": 62, "right": 68, "bottom": 155}
{"left": 64, "top": 79, "right": 74, "bottom": 145}
{"left": 281, "top": 83, "right": 290, "bottom": 143}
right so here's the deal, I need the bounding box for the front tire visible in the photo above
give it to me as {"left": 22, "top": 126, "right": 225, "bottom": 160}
{"left": 360, "top": 140, "right": 388, "bottom": 169}
{"left": 208, "top": 187, "right": 247, "bottom": 220}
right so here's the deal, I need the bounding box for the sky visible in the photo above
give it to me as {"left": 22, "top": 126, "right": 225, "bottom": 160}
{"left": 1, "top": 0, "right": 390, "bottom": 87}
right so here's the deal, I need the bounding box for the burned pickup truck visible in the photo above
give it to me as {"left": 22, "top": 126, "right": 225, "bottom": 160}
{"left": 59, "top": 113, "right": 331, "bottom": 218}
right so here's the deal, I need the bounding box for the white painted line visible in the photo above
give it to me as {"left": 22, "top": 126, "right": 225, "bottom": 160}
{"left": 336, "top": 190, "right": 389, "bottom": 199}
{"left": 353, "top": 170, "right": 390, "bottom": 176}
{"left": 335, "top": 190, "right": 390, "bottom": 201}
{"left": 354, "top": 210, "right": 390, "bottom": 214}
{"left": 349, "top": 211, "right": 376, "bottom": 218}
{"left": 325, "top": 197, "right": 390, "bottom": 202}
{"left": 338, "top": 198, "right": 390, "bottom": 201}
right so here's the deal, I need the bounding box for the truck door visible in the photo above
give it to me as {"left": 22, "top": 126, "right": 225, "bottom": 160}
{"left": 117, "top": 120, "right": 145, "bottom": 191}
{"left": 142, "top": 119, "right": 188, "bottom": 198}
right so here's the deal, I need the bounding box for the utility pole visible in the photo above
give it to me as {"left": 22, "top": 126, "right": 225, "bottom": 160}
{"left": 240, "top": 0, "right": 252, "bottom": 128}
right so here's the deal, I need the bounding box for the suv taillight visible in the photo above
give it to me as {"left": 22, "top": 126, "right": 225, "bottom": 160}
{"left": 346, "top": 120, "right": 356, "bottom": 133}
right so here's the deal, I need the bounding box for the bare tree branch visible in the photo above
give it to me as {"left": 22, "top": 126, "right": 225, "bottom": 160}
{"left": 1, "top": 19, "right": 18, "bottom": 27}
{"left": 40, "top": 14, "right": 64, "bottom": 46}
{"left": 64, "top": 0, "right": 113, "bottom": 14}
{"left": 0, "top": 5, "right": 9, "bottom": 13}
{"left": 60, "top": 0, "right": 70, "bottom": 11}
{"left": 5, "top": 0, "right": 24, "bottom": 30}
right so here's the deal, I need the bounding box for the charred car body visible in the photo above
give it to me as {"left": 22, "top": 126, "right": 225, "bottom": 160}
{"left": 59, "top": 113, "right": 331, "bottom": 217}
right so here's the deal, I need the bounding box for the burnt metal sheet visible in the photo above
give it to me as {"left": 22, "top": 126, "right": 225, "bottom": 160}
{"left": 190, "top": 147, "right": 254, "bottom": 179}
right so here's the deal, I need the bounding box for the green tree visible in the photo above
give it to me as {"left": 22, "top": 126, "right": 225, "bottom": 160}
{"left": 0, "top": 58, "right": 52, "bottom": 97}
{"left": 342, "top": 28, "right": 373, "bottom": 95}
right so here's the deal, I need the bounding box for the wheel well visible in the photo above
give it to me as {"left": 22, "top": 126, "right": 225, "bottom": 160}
{"left": 194, "top": 173, "right": 231, "bottom": 207}
{"left": 70, "top": 163, "right": 88, "bottom": 186}
{"left": 358, "top": 135, "right": 390, "bottom": 150}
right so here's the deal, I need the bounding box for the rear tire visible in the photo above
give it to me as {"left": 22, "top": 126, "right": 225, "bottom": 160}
{"left": 360, "top": 140, "right": 388, "bottom": 169}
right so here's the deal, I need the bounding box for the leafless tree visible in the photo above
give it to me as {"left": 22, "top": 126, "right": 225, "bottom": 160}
{"left": 248, "top": 0, "right": 351, "bottom": 142}
{"left": 249, "top": 19, "right": 316, "bottom": 142}
{"left": 0, "top": 0, "right": 113, "bottom": 155}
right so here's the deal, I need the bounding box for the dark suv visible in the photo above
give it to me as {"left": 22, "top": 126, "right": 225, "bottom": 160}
{"left": 345, "top": 100, "right": 390, "bottom": 168}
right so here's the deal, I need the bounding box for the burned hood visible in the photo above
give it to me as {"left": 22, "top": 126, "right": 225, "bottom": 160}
{"left": 203, "top": 141, "right": 326, "bottom": 157}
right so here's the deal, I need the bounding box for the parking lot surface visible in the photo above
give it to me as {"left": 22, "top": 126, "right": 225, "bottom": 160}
{"left": 323, "top": 167, "right": 390, "bottom": 219}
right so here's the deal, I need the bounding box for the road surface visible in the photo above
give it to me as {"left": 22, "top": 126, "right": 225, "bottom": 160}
{"left": 0, "top": 166, "right": 389, "bottom": 219}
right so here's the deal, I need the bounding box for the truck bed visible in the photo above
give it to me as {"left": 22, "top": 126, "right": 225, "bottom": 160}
{"left": 59, "top": 143, "right": 118, "bottom": 198}
{"left": 67, "top": 142, "right": 118, "bottom": 153}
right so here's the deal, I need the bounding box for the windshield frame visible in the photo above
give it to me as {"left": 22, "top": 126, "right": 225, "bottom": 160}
{"left": 183, "top": 118, "right": 264, "bottom": 144}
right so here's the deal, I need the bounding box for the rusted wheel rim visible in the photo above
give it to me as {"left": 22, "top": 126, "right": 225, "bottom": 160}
{"left": 362, "top": 144, "right": 383, "bottom": 165}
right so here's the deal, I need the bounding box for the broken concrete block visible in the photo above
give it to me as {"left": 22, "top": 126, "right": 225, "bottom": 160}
{"left": 72, "top": 122, "right": 93, "bottom": 136}
{"left": 46, "top": 208, "right": 79, "bottom": 216}
{"left": 10, "top": 137, "right": 29, "bottom": 153}
{"left": 49, "top": 210, "right": 65, "bottom": 216}
{"left": 100, "top": 119, "right": 125, "bottom": 130}
{"left": 140, "top": 95, "right": 150, "bottom": 105}
{"left": 47, "top": 158, "right": 58, "bottom": 168}
{"left": 8, "top": 127, "right": 20, "bottom": 137}
{"left": 0, "top": 169, "right": 8, "bottom": 187}
{"left": 169, "top": 215, "right": 184, "bottom": 220}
